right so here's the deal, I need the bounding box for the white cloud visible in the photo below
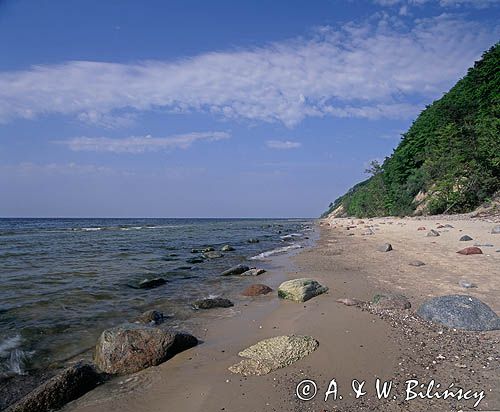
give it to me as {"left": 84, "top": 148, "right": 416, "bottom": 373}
{"left": 0, "top": 162, "right": 124, "bottom": 176}
{"left": 55, "top": 131, "right": 230, "bottom": 153}
{"left": 266, "top": 140, "right": 302, "bottom": 149}
{"left": 0, "top": 14, "right": 497, "bottom": 127}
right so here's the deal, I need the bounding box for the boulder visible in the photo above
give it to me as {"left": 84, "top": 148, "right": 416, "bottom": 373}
{"left": 459, "top": 235, "right": 473, "bottom": 241}
{"left": 228, "top": 335, "right": 318, "bottom": 376}
{"left": 371, "top": 293, "right": 411, "bottom": 310}
{"left": 417, "top": 295, "right": 500, "bottom": 331}
{"left": 491, "top": 225, "right": 500, "bottom": 234}
{"left": 247, "top": 238, "right": 260, "bottom": 243}
{"left": 5, "top": 363, "right": 102, "bottom": 412}
{"left": 138, "top": 277, "right": 167, "bottom": 289}
{"left": 192, "top": 298, "right": 234, "bottom": 310}
{"left": 221, "top": 245, "right": 235, "bottom": 252}
{"left": 408, "top": 260, "right": 425, "bottom": 267}
{"left": 186, "top": 257, "right": 204, "bottom": 264}
{"left": 94, "top": 324, "right": 197, "bottom": 374}
{"left": 134, "top": 310, "right": 165, "bottom": 325}
{"left": 241, "top": 284, "right": 273, "bottom": 296}
{"left": 457, "top": 247, "right": 483, "bottom": 255}
{"left": 377, "top": 243, "right": 393, "bottom": 252}
{"left": 221, "top": 264, "right": 250, "bottom": 276}
{"left": 241, "top": 268, "right": 266, "bottom": 276}
{"left": 278, "top": 278, "right": 328, "bottom": 302}
{"left": 202, "top": 251, "right": 224, "bottom": 259}
{"left": 427, "top": 230, "right": 440, "bottom": 237}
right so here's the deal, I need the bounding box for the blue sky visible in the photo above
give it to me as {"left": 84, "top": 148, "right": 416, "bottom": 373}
{"left": 0, "top": 0, "right": 498, "bottom": 217}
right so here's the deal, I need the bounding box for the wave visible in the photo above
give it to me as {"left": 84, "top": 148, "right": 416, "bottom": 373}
{"left": 249, "top": 243, "right": 303, "bottom": 260}
{"left": 0, "top": 335, "right": 32, "bottom": 375}
{"left": 280, "top": 233, "right": 303, "bottom": 241}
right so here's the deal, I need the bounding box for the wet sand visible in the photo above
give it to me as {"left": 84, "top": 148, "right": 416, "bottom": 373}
{"left": 63, "top": 216, "right": 500, "bottom": 412}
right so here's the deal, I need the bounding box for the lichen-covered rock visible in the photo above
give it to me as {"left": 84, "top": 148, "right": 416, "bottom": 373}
{"left": 457, "top": 247, "right": 483, "bottom": 255}
{"left": 371, "top": 293, "right": 411, "bottom": 310}
{"left": 5, "top": 363, "right": 101, "bottom": 412}
{"left": 221, "top": 264, "right": 250, "bottom": 276}
{"left": 241, "top": 284, "right": 273, "bottom": 296}
{"left": 278, "top": 278, "right": 328, "bottom": 302}
{"left": 228, "top": 335, "right": 318, "bottom": 376}
{"left": 417, "top": 295, "right": 500, "bottom": 331}
{"left": 192, "top": 297, "right": 234, "bottom": 309}
{"left": 241, "top": 268, "right": 266, "bottom": 276}
{"left": 94, "top": 324, "right": 197, "bottom": 374}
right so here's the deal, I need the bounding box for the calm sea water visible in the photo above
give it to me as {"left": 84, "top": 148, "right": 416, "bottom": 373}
{"left": 0, "top": 218, "right": 313, "bottom": 376}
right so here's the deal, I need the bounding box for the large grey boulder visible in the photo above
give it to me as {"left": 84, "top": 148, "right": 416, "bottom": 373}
{"left": 94, "top": 324, "right": 197, "bottom": 374}
{"left": 228, "top": 335, "right": 318, "bottom": 376}
{"left": 371, "top": 293, "right": 411, "bottom": 310}
{"left": 221, "top": 264, "right": 250, "bottom": 276}
{"left": 5, "top": 362, "right": 101, "bottom": 412}
{"left": 417, "top": 295, "right": 500, "bottom": 331}
{"left": 278, "top": 278, "right": 328, "bottom": 302}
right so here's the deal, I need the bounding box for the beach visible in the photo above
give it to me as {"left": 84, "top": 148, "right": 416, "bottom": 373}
{"left": 55, "top": 215, "right": 500, "bottom": 412}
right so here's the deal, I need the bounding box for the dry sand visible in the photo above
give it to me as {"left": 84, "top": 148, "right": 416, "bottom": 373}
{"left": 63, "top": 216, "right": 500, "bottom": 412}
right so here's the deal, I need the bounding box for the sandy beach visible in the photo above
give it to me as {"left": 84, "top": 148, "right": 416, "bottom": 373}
{"left": 50, "top": 215, "right": 499, "bottom": 412}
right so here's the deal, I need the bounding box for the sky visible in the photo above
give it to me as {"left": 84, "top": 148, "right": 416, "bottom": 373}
{"left": 0, "top": 0, "right": 498, "bottom": 218}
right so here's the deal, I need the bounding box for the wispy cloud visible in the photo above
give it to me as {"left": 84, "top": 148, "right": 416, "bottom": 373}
{"left": 266, "top": 140, "right": 302, "bottom": 149}
{"left": 374, "top": 0, "right": 499, "bottom": 9}
{"left": 0, "top": 162, "right": 127, "bottom": 176}
{"left": 55, "top": 131, "right": 230, "bottom": 153}
{"left": 0, "top": 14, "right": 497, "bottom": 127}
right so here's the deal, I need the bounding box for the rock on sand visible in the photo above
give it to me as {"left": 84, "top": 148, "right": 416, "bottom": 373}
{"left": 417, "top": 295, "right": 500, "bottom": 331}
{"left": 459, "top": 235, "right": 473, "bottom": 241}
{"left": 278, "top": 278, "right": 328, "bottom": 302}
{"left": 241, "top": 284, "right": 273, "bottom": 296}
{"left": 371, "top": 293, "right": 411, "bottom": 310}
{"left": 241, "top": 268, "right": 266, "bottom": 276}
{"left": 94, "top": 324, "right": 197, "bottom": 374}
{"left": 427, "top": 229, "right": 440, "bottom": 237}
{"left": 457, "top": 246, "right": 483, "bottom": 255}
{"left": 192, "top": 298, "right": 234, "bottom": 309}
{"left": 5, "top": 363, "right": 101, "bottom": 412}
{"left": 377, "top": 243, "right": 393, "bottom": 252}
{"left": 228, "top": 335, "right": 318, "bottom": 376}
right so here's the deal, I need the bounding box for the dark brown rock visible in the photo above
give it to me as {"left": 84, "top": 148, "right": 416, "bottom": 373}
{"left": 93, "top": 324, "right": 197, "bottom": 375}
{"left": 138, "top": 277, "right": 167, "bottom": 289}
{"left": 192, "top": 297, "right": 234, "bottom": 309}
{"left": 457, "top": 247, "right": 483, "bottom": 255}
{"left": 5, "top": 362, "right": 102, "bottom": 412}
{"left": 241, "top": 284, "right": 273, "bottom": 296}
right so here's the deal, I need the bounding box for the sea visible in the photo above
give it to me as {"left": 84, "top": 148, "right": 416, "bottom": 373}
{"left": 0, "top": 218, "right": 314, "bottom": 378}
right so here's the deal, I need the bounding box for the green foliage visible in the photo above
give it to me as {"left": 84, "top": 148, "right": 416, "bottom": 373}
{"left": 324, "top": 43, "right": 500, "bottom": 218}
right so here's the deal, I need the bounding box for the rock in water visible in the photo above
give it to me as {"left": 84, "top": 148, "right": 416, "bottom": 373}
{"left": 457, "top": 247, "right": 483, "bottom": 255}
{"left": 134, "top": 310, "right": 165, "bottom": 325}
{"left": 6, "top": 363, "right": 101, "bottom": 412}
{"left": 201, "top": 247, "right": 214, "bottom": 252}
{"left": 221, "top": 244, "right": 235, "bottom": 251}
{"left": 186, "top": 257, "right": 204, "bottom": 264}
{"left": 377, "top": 243, "right": 393, "bottom": 252}
{"left": 427, "top": 229, "right": 440, "bottom": 237}
{"left": 247, "top": 238, "right": 260, "bottom": 243}
{"left": 94, "top": 324, "right": 198, "bottom": 374}
{"left": 241, "top": 284, "right": 273, "bottom": 296}
{"left": 202, "top": 251, "right": 224, "bottom": 259}
{"left": 221, "top": 264, "right": 250, "bottom": 276}
{"left": 459, "top": 235, "right": 473, "bottom": 241}
{"left": 192, "top": 298, "right": 234, "bottom": 309}
{"left": 408, "top": 260, "right": 425, "bottom": 267}
{"left": 138, "top": 277, "right": 167, "bottom": 289}
{"left": 371, "top": 293, "right": 411, "bottom": 310}
{"left": 241, "top": 268, "right": 266, "bottom": 276}
{"left": 491, "top": 225, "right": 500, "bottom": 234}
{"left": 228, "top": 335, "right": 319, "bottom": 376}
{"left": 417, "top": 295, "right": 500, "bottom": 331}
{"left": 278, "top": 278, "right": 328, "bottom": 302}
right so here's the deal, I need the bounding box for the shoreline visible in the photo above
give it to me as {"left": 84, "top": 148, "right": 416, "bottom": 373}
{"left": 7, "top": 216, "right": 500, "bottom": 411}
